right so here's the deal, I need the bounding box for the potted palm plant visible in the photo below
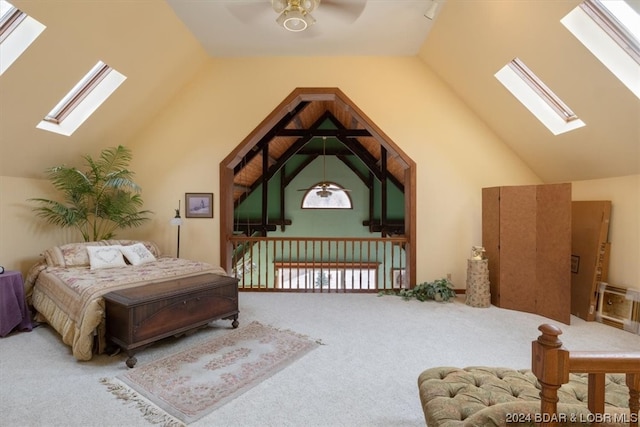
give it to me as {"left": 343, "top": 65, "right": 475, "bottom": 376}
{"left": 29, "top": 145, "right": 153, "bottom": 241}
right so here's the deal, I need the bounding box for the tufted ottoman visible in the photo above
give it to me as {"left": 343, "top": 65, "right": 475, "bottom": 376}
{"left": 418, "top": 366, "right": 632, "bottom": 426}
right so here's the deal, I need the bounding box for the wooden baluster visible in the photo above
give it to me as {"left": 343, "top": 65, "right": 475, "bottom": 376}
{"left": 627, "top": 373, "right": 639, "bottom": 427}
{"left": 532, "top": 324, "right": 570, "bottom": 427}
{"left": 588, "top": 372, "right": 605, "bottom": 427}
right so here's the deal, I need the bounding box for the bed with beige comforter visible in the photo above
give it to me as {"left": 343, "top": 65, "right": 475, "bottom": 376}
{"left": 24, "top": 240, "right": 227, "bottom": 361}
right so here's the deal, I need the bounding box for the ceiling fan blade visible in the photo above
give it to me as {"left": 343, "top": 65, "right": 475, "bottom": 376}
{"left": 321, "top": 0, "right": 367, "bottom": 23}
{"left": 224, "top": 2, "right": 272, "bottom": 24}
{"left": 224, "top": 0, "right": 366, "bottom": 30}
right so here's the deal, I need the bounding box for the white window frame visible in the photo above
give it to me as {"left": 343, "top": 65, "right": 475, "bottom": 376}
{"left": 0, "top": 0, "right": 45, "bottom": 76}
{"left": 561, "top": 0, "right": 640, "bottom": 99}
{"left": 37, "top": 61, "right": 126, "bottom": 136}
{"left": 276, "top": 266, "right": 378, "bottom": 290}
{"left": 495, "top": 58, "right": 586, "bottom": 135}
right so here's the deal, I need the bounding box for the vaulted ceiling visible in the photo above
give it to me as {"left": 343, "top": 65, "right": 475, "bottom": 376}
{"left": 1, "top": 0, "right": 638, "bottom": 184}
{"left": 420, "top": 0, "right": 639, "bottom": 183}
{"left": 167, "top": 0, "right": 639, "bottom": 183}
{"left": 230, "top": 95, "right": 408, "bottom": 205}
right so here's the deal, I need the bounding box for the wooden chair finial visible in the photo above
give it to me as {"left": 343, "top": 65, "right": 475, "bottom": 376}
{"left": 537, "top": 324, "right": 563, "bottom": 348}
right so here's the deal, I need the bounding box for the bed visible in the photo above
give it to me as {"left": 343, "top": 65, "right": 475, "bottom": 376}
{"left": 24, "top": 239, "right": 228, "bottom": 361}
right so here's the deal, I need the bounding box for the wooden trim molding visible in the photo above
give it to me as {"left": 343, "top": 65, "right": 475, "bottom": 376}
{"left": 220, "top": 87, "right": 417, "bottom": 287}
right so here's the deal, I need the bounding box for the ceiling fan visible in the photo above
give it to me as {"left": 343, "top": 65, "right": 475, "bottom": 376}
{"left": 226, "top": 0, "right": 367, "bottom": 32}
{"left": 298, "top": 137, "right": 351, "bottom": 198}
{"left": 272, "top": 0, "right": 319, "bottom": 31}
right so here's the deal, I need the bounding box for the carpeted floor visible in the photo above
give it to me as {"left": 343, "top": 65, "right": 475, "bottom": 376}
{"left": 2, "top": 292, "right": 639, "bottom": 427}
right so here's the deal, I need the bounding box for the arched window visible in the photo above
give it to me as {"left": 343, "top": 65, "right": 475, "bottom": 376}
{"left": 301, "top": 182, "right": 352, "bottom": 209}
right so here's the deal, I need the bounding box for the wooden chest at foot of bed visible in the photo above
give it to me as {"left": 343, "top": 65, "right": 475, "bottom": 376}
{"left": 104, "top": 273, "right": 239, "bottom": 367}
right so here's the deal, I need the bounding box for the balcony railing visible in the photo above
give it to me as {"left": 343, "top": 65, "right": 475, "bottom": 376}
{"left": 229, "top": 236, "right": 409, "bottom": 292}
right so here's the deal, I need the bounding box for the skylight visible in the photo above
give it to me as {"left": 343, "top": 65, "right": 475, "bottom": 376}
{"left": 561, "top": 0, "right": 640, "bottom": 99}
{"left": 37, "top": 61, "right": 126, "bottom": 136}
{"left": 0, "top": 0, "right": 45, "bottom": 76}
{"left": 495, "top": 58, "right": 586, "bottom": 135}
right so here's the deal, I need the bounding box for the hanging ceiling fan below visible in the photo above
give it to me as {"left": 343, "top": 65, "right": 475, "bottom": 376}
{"left": 297, "top": 137, "right": 351, "bottom": 198}
{"left": 301, "top": 182, "right": 351, "bottom": 198}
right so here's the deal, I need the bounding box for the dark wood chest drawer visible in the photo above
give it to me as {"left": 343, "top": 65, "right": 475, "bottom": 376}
{"left": 104, "top": 273, "right": 239, "bottom": 367}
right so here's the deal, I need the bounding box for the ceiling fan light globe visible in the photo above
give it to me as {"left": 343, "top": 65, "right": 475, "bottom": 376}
{"left": 282, "top": 9, "right": 312, "bottom": 32}
{"left": 271, "top": 0, "right": 288, "bottom": 14}
{"left": 300, "top": 0, "right": 320, "bottom": 13}
{"left": 284, "top": 18, "right": 306, "bottom": 32}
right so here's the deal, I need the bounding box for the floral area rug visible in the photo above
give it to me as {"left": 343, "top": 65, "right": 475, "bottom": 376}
{"left": 101, "top": 321, "right": 319, "bottom": 426}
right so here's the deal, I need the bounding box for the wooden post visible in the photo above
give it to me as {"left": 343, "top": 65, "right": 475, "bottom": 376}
{"left": 627, "top": 373, "right": 639, "bottom": 427}
{"left": 532, "top": 324, "right": 570, "bottom": 427}
{"left": 588, "top": 373, "right": 606, "bottom": 416}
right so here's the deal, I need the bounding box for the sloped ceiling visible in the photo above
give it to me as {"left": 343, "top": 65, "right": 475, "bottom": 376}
{"left": 0, "top": 0, "right": 209, "bottom": 179}
{"left": 419, "top": 0, "right": 639, "bottom": 183}
{"left": 165, "top": 0, "right": 434, "bottom": 56}
{"left": 1, "top": 0, "right": 638, "bottom": 183}
{"left": 166, "top": 0, "right": 640, "bottom": 182}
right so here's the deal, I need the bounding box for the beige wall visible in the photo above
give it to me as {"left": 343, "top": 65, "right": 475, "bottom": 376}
{"left": 0, "top": 176, "right": 82, "bottom": 273}
{"left": 3, "top": 56, "right": 638, "bottom": 293}
{"left": 572, "top": 175, "right": 640, "bottom": 291}
{"left": 120, "top": 56, "right": 542, "bottom": 287}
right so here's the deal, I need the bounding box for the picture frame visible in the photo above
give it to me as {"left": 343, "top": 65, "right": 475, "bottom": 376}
{"left": 571, "top": 255, "right": 580, "bottom": 274}
{"left": 391, "top": 268, "right": 407, "bottom": 289}
{"left": 185, "top": 193, "right": 213, "bottom": 218}
{"left": 596, "top": 283, "right": 640, "bottom": 334}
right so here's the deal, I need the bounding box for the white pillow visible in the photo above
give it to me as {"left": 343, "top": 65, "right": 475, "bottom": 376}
{"left": 119, "top": 242, "right": 157, "bottom": 266}
{"left": 87, "top": 245, "right": 127, "bottom": 270}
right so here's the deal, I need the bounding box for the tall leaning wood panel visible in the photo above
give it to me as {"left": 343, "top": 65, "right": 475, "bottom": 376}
{"left": 482, "top": 184, "right": 572, "bottom": 324}
{"left": 571, "top": 201, "right": 611, "bottom": 321}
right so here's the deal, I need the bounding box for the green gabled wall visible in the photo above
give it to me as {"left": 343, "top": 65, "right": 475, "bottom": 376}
{"left": 233, "top": 151, "right": 405, "bottom": 236}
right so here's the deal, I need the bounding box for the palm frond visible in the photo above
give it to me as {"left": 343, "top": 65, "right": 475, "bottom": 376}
{"left": 97, "top": 145, "right": 133, "bottom": 174}
{"left": 29, "top": 145, "right": 153, "bottom": 241}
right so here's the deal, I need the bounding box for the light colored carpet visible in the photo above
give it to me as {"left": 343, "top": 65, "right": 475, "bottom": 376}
{"left": 101, "top": 321, "right": 319, "bottom": 426}
{"left": 2, "top": 293, "right": 639, "bottom": 427}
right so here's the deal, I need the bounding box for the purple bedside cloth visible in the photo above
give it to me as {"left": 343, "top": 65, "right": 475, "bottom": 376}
{"left": 0, "top": 270, "right": 33, "bottom": 337}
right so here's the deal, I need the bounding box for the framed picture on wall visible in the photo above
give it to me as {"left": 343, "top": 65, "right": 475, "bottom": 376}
{"left": 571, "top": 255, "right": 580, "bottom": 274}
{"left": 185, "top": 193, "right": 213, "bottom": 218}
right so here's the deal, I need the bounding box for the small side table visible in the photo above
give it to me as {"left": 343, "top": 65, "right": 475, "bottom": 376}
{"left": 465, "top": 259, "right": 491, "bottom": 308}
{"left": 0, "top": 270, "right": 33, "bottom": 337}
